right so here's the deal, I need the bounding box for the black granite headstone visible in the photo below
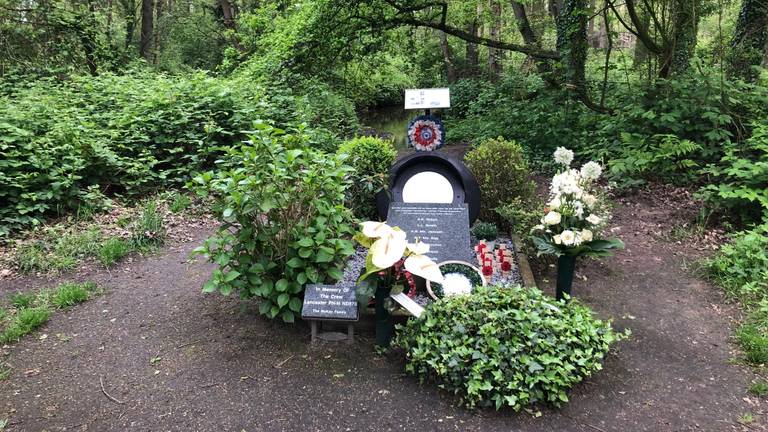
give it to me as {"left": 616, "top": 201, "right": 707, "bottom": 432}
{"left": 302, "top": 284, "right": 358, "bottom": 321}
{"left": 386, "top": 202, "right": 472, "bottom": 264}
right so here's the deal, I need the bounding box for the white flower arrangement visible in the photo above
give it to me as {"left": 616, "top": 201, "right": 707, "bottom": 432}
{"left": 531, "top": 148, "right": 624, "bottom": 257}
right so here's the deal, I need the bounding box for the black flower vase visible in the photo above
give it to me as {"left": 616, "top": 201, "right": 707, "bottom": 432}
{"left": 374, "top": 279, "right": 393, "bottom": 347}
{"left": 556, "top": 255, "right": 577, "bottom": 302}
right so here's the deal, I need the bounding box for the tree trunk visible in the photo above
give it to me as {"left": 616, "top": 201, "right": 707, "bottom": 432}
{"left": 558, "top": 0, "right": 604, "bottom": 111}
{"left": 511, "top": 1, "right": 538, "bottom": 45}
{"left": 121, "top": 0, "right": 137, "bottom": 50}
{"left": 730, "top": 0, "right": 768, "bottom": 81}
{"left": 140, "top": 0, "right": 153, "bottom": 60}
{"left": 220, "top": 0, "right": 236, "bottom": 30}
{"left": 587, "top": 0, "right": 599, "bottom": 47}
{"left": 438, "top": 30, "right": 457, "bottom": 83}
{"left": 633, "top": 6, "right": 651, "bottom": 67}
{"left": 466, "top": 20, "right": 479, "bottom": 76}
{"left": 668, "top": 0, "right": 699, "bottom": 75}
{"left": 154, "top": 0, "right": 164, "bottom": 64}
{"left": 488, "top": 0, "right": 503, "bottom": 80}
{"left": 549, "top": 0, "right": 563, "bottom": 20}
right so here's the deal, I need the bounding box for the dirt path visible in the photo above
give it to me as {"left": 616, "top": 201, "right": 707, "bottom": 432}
{"left": 0, "top": 189, "right": 765, "bottom": 431}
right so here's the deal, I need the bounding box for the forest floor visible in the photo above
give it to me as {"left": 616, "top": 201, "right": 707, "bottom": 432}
{"left": 0, "top": 166, "right": 766, "bottom": 431}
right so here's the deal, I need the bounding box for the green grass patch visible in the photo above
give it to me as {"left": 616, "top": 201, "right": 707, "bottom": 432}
{"left": 51, "top": 282, "right": 93, "bottom": 308}
{"left": 169, "top": 193, "right": 192, "bottom": 213}
{"left": 10, "top": 292, "right": 35, "bottom": 309}
{"left": 131, "top": 200, "right": 166, "bottom": 249}
{"left": 0, "top": 281, "right": 99, "bottom": 344}
{"left": 0, "top": 363, "right": 11, "bottom": 380}
{"left": 748, "top": 381, "right": 768, "bottom": 397}
{"left": 98, "top": 238, "right": 132, "bottom": 266}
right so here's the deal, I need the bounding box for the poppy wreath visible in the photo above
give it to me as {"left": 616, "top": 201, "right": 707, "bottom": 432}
{"left": 407, "top": 115, "right": 445, "bottom": 151}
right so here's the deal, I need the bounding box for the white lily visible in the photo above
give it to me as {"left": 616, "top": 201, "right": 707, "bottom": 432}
{"left": 361, "top": 221, "right": 394, "bottom": 239}
{"left": 404, "top": 254, "right": 444, "bottom": 283}
{"left": 370, "top": 229, "right": 407, "bottom": 269}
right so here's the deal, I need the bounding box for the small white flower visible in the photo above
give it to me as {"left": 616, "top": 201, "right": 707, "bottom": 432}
{"left": 574, "top": 203, "right": 584, "bottom": 219}
{"left": 548, "top": 197, "right": 562, "bottom": 208}
{"left": 533, "top": 224, "right": 545, "bottom": 231}
{"left": 580, "top": 161, "right": 603, "bottom": 181}
{"left": 441, "top": 273, "right": 473, "bottom": 297}
{"left": 544, "top": 211, "right": 562, "bottom": 225}
{"left": 583, "top": 194, "right": 597, "bottom": 208}
{"left": 560, "top": 230, "right": 576, "bottom": 246}
{"left": 586, "top": 214, "right": 602, "bottom": 225}
{"left": 553, "top": 234, "right": 562, "bottom": 245}
{"left": 554, "top": 147, "right": 574, "bottom": 166}
{"left": 581, "top": 229, "right": 594, "bottom": 242}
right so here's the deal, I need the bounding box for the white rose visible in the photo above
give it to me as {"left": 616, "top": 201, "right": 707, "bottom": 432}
{"left": 554, "top": 147, "right": 574, "bottom": 166}
{"left": 553, "top": 234, "right": 562, "bottom": 245}
{"left": 581, "top": 229, "right": 593, "bottom": 242}
{"left": 532, "top": 224, "right": 545, "bottom": 232}
{"left": 548, "top": 197, "right": 562, "bottom": 208}
{"left": 544, "top": 211, "right": 562, "bottom": 225}
{"left": 560, "top": 230, "right": 576, "bottom": 246}
{"left": 586, "top": 214, "right": 601, "bottom": 225}
{"left": 583, "top": 194, "right": 597, "bottom": 208}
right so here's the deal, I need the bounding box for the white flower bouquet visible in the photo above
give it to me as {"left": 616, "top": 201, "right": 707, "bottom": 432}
{"left": 531, "top": 147, "right": 624, "bottom": 258}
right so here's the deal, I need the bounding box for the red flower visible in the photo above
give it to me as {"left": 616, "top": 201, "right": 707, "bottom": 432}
{"left": 482, "top": 266, "right": 493, "bottom": 277}
{"left": 501, "top": 261, "right": 512, "bottom": 272}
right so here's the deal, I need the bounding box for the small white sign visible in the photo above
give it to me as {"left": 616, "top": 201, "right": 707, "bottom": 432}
{"left": 390, "top": 293, "right": 425, "bottom": 318}
{"left": 404, "top": 88, "right": 451, "bottom": 110}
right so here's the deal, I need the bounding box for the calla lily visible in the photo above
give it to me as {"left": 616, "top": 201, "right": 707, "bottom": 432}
{"left": 361, "top": 221, "right": 394, "bottom": 239}
{"left": 406, "top": 241, "right": 430, "bottom": 255}
{"left": 370, "top": 230, "right": 407, "bottom": 269}
{"left": 404, "top": 254, "right": 444, "bottom": 284}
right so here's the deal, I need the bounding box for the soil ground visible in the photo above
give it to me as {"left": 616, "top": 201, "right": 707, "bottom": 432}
{"left": 0, "top": 167, "right": 765, "bottom": 431}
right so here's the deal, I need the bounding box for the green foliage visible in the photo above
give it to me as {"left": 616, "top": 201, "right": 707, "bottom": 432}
{"left": 700, "top": 124, "right": 768, "bottom": 223}
{"left": 51, "top": 282, "right": 94, "bottom": 308}
{"left": 607, "top": 134, "right": 703, "bottom": 189}
{"left": 706, "top": 224, "right": 768, "bottom": 364}
{"left": 395, "top": 285, "right": 624, "bottom": 410}
{"left": 191, "top": 125, "right": 356, "bottom": 323}
{"left": 496, "top": 197, "right": 544, "bottom": 242}
{"left": 471, "top": 221, "right": 498, "bottom": 241}
{"left": 464, "top": 137, "right": 537, "bottom": 226}
{"left": 98, "top": 238, "right": 132, "bottom": 266}
{"left": 0, "top": 363, "right": 10, "bottom": 381}
{"left": 0, "top": 69, "right": 356, "bottom": 237}
{"left": 337, "top": 136, "right": 397, "bottom": 220}
{"left": 130, "top": 201, "right": 166, "bottom": 249}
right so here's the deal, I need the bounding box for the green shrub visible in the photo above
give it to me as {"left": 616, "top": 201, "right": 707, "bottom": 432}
{"left": 10, "top": 292, "right": 35, "bottom": 309}
{"left": 191, "top": 125, "right": 356, "bottom": 323}
{"left": 131, "top": 201, "right": 165, "bottom": 249}
{"left": 705, "top": 224, "right": 768, "bottom": 305}
{"left": 471, "top": 221, "right": 498, "bottom": 241}
{"left": 51, "top": 282, "right": 92, "bottom": 308}
{"left": 464, "top": 137, "right": 537, "bottom": 226}
{"left": 98, "top": 238, "right": 132, "bottom": 266}
{"left": 607, "top": 134, "right": 702, "bottom": 189}
{"left": 337, "top": 136, "right": 397, "bottom": 220}
{"left": 395, "top": 285, "right": 624, "bottom": 410}
{"left": 699, "top": 124, "right": 768, "bottom": 224}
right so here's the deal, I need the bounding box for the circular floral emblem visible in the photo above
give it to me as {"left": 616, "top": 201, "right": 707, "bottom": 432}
{"left": 407, "top": 115, "right": 445, "bottom": 151}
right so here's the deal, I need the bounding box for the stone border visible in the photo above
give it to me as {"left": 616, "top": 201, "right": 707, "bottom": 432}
{"left": 511, "top": 234, "right": 537, "bottom": 289}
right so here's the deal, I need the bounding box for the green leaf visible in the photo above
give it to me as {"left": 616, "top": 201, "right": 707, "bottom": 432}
{"left": 276, "top": 278, "right": 289, "bottom": 292}
{"left": 202, "top": 279, "right": 216, "bottom": 293}
{"left": 327, "top": 267, "right": 343, "bottom": 281}
{"left": 281, "top": 310, "right": 295, "bottom": 323}
{"left": 316, "top": 249, "right": 334, "bottom": 263}
{"left": 277, "top": 293, "right": 290, "bottom": 307}
{"left": 297, "top": 238, "right": 314, "bottom": 248}
{"left": 224, "top": 270, "right": 241, "bottom": 282}
{"left": 289, "top": 297, "right": 302, "bottom": 312}
{"left": 287, "top": 257, "right": 303, "bottom": 268}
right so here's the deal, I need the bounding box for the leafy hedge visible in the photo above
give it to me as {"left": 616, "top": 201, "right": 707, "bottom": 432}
{"left": 0, "top": 70, "right": 357, "bottom": 236}
{"left": 395, "top": 285, "right": 624, "bottom": 410}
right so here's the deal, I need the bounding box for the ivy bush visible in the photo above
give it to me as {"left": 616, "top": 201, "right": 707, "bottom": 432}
{"left": 337, "top": 136, "right": 397, "bottom": 220}
{"left": 395, "top": 285, "right": 624, "bottom": 410}
{"left": 464, "top": 137, "right": 537, "bottom": 227}
{"left": 191, "top": 125, "right": 356, "bottom": 323}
